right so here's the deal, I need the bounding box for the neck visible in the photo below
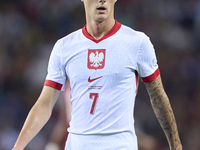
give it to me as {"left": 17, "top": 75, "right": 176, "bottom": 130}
{"left": 86, "top": 17, "right": 115, "bottom": 40}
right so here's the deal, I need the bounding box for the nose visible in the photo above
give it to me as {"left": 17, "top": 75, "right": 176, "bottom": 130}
{"left": 99, "top": 0, "right": 106, "bottom": 3}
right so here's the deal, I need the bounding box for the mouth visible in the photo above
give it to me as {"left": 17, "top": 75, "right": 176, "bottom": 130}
{"left": 97, "top": 6, "right": 107, "bottom": 13}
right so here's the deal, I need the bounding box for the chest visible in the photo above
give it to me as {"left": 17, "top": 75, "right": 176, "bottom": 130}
{"left": 62, "top": 34, "right": 140, "bottom": 89}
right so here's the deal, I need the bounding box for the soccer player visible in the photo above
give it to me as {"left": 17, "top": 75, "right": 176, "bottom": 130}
{"left": 12, "top": 0, "right": 182, "bottom": 149}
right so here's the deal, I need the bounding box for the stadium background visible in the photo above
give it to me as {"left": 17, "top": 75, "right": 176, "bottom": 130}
{"left": 0, "top": 0, "right": 200, "bottom": 149}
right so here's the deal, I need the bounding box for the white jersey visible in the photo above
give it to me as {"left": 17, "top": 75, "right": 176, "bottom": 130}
{"left": 44, "top": 20, "right": 160, "bottom": 150}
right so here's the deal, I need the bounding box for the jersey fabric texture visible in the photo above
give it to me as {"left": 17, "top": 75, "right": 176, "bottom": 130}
{"left": 44, "top": 20, "right": 160, "bottom": 150}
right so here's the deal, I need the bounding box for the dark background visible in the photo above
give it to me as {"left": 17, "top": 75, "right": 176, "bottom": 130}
{"left": 0, "top": 0, "right": 200, "bottom": 149}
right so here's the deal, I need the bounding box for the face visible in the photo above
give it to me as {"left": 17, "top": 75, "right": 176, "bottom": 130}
{"left": 81, "top": 0, "right": 117, "bottom": 22}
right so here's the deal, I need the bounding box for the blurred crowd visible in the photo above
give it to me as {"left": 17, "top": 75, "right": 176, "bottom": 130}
{"left": 0, "top": 0, "right": 200, "bottom": 149}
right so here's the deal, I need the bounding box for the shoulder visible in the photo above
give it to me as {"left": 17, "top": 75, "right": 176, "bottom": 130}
{"left": 56, "top": 28, "right": 83, "bottom": 47}
{"left": 117, "top": 23, "right": 151, "bottom": 48}
{"left": 119, "top": 24, "right": 146, "bottom": 39}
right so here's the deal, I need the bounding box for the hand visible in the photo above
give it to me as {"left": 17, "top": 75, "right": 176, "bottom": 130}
{"left": 11, "top": 145, "right": 23, "bottom": 150}
{"left": 170, "top": 144, "right": 182, "bottom": 150}
{"left": 12, "top": 148, "right": 23, "bottom": 150}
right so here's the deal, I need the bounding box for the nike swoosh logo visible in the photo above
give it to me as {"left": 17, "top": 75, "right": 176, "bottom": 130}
{"left": 88, "top": 76, "right": 103, "bottom": 83}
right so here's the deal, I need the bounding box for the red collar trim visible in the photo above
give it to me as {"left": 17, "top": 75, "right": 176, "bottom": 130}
{"left": 82, "top": 20, "right": 121, "bottom": 43}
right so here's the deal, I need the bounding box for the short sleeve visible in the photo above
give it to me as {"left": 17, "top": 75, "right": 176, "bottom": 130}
{"left": 44, "top": 40, "right": 66, "bottom": 91}
{"left": 137, "top": 34, "right": 160, "bottom": 83}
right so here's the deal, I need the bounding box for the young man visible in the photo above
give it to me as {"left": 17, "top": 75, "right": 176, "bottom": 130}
{"left": 12, "top": 0, "right": 182, "bottom": 149}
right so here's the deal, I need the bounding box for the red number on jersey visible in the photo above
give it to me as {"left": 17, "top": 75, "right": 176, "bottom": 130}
{"left": 89, "top": 93, "right": 99, "bottom": 115}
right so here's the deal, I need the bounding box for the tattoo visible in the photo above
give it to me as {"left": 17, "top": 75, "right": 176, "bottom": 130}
{"left": 144, "top": 75, "right": 182, "bottom": 149}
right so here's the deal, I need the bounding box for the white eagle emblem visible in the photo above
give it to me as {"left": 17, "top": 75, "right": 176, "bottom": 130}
{"left": 89, "top": 51, "right": 104, "bottom": 68}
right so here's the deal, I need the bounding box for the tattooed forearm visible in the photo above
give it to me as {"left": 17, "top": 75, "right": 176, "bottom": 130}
{"left": 144, "top": 75, "right": 182, "bottom": 150}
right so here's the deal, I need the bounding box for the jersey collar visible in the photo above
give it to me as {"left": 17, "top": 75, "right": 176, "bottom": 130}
{"left": 82, "top": 20, "right": 121, "bottom": 43}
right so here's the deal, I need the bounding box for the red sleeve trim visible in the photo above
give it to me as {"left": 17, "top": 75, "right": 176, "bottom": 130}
{"left": 135, "top": 71, "right": 139, "bottom": 94}
{"left": 141, "top": 68, "right": 160, "bottom": 83}
{"left": 44, "top": 80, "right": 63, "bottom": 90}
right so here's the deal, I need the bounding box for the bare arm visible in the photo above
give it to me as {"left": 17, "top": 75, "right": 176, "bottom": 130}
{"left": 144, "top": 75, "right": 182, "bottom": 150}
{"left": 44, "top": 101, "right": 67, "bottom": 150}
{"left": 12, "top": 86, "right": 61, "bottom": 150}
{"left": 45, "top": 82, "right": 72, "bottom": 150}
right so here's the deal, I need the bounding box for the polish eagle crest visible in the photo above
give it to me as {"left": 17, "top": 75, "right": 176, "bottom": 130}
{"left": 87, "top": 49, "right": 106, "bottom": 70}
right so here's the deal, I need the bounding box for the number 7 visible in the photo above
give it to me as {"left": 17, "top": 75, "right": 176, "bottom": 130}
{"left": 89, "top": 93, "right": 99, "bottom": 115}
